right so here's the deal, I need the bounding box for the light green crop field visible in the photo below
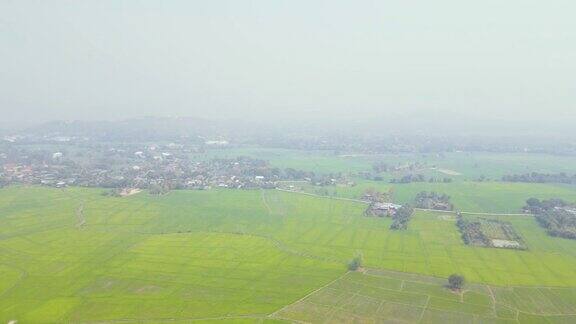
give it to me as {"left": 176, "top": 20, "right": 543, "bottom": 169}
{"left": 2, "top": 186, "right": 576, "bottom": 322}
{"left": 276, "top": 269, "right": 576, "bottom": 323}
{"left": 199, "top": 148, "right": 576, "bottom": 213}
{"left": 197, "top": 147, "right": 576, "bottom": 180}
{"left": 193, "top": 147, "right": 375, "bottom": 174}
{"left": 294, "top": 180, "right": 576, "bottom": 214}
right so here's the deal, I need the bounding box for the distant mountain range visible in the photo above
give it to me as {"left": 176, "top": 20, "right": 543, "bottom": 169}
{"left": 14, "top": 117, "right": 238, "bottom": 142}
{"left": 2, "top": 116, "right": 575, "bottom": 154}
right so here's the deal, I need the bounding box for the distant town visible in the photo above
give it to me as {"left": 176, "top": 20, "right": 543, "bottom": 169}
{"left": 2, "top": 117, "right": 576, "bottom": 194}
{"left": 0, "top": 138, "right": 350, "bottom": 193}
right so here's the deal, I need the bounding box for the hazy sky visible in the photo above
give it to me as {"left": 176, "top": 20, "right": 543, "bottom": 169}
{"left": 1, "top": 0, "right": 575, "bottom": 125}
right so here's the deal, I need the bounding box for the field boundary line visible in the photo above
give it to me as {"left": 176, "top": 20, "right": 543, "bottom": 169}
{"left": 83, "top": 313, "right": 269, "bottom": 323}
{"left": 451, "top": 210, "right": 530, "bottom": 216}
{"left": 531, "top": 286, "right": 563, "bottom": 315}
{"left": 359, "top": 272, "right": 576, "bottom": 318}
{"left": 324, "top": 292, "right": 359, "bottom": 323}
{"left": 268, "top": 271, "right": 350, "bottom": 319}
{"left": 260, "top": 189, "right": 274, "bottom": 216}
{"left": 417, "top": 295, "right": 430, "bottom": 323}
{"left": 307, "top": 291, "right": 423, "bottom": 312}
{"left": 0, "top": 262, "right": 28, "bottom": 299}
{"left": 311, "top": 289, "right": 497, "bottom": 320}
{"left": 215, "top": 230, "right": 345, "bottom": 264}
{"left": 140, "top": 228, "right": 346, "bottom": 264}
{"left": 275, "top": 188, "right": 368, "bottom": 204}
{"left": 272, "top": 315, "right": 309, "bottom": 324}
{"left": 76, "top": 202, "right": 86, "bottom": 229}
{"left": 487, "top": 285, "right": 498, "bottom": 317}
{"left": 260, "top": 189, "right": 287, "bottom": 217}
{"left": 365, "top": 266, "right": 576, "bottom": 290}
{"left": 363, "top": 269, "right": 446, "bottom": 286}
{"left": 349, "top": 274, "right": 495, "bottom": 309}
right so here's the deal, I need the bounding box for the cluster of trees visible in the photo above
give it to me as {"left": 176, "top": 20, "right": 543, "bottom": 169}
{"left": 371, "top": 161, "right": 429, "bottom": 177}
{"left": 358, "top": 171, "right": 385, "bottom": 181}
{"left": 372, "top": 162, "right": 391, "bottom": 173}
{"left": 361, "top": 188, "right": 393, "bottom": 203}
{"left": 149, "top": 183, "right": 171, "bottom": 195}
{"left": 502, "top": 172, "right": 576, "bottom": 184}
{"left": 448, "top": 274, "right": 465, "bottom": 291}
{"left": 283, "top": 168, "right": 349, "bottom": 186}
{"left": 457, "top": 214, "right": 527, "bottom": 249}
{"left": 389, "top": 174, "right": 452, "bottom": 184}
{"left": 282, "top": 167, "right": 314, "bottom": 180}
{"left": 456, "top": 214, "right": 490, "bottom": 246}
{"left": 311, "top": 173, "right": 348, "bottom": 186}
{"left": 524, "top": 198, "right": 569, "bottom": 214}
{"left": 537, "top": 210, "right": 576, "bottom": 240}
{"left": 525, "top": 198, "right": 576, "bottom": 240}
{"left": 390, "top": 206, "right": 414, "bottom": 230}
{"left": 347, "top": 256, "right": 363, "bottom": 271}
{"left": 101, "top": 188, "right": 122, "bottom": 197}
{"left": 366, "top": 174, "right": 385, "bottom": 181}
{"left": 414, "top": 191, "right": 454, "bottom": 210}
{"left": 390, "top": 174, "right": 426, "bottom": 183}
{"left": 428, "top": 177, "right": 453, "bottom": 183}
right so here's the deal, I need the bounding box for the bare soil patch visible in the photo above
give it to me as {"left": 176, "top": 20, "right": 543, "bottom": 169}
{"left": 437, "top": 168, "right": 462, "bottom": 176}
{"left": 120, "top": 188, "right": 141, "bottom": 197}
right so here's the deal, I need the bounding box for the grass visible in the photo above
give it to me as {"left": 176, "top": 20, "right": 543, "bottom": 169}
{"left": 293, "top": 180, "right": 576, "bottom": 213}
{"left": 275, "top": 270, "right": 576, "bottom": 323}
{"left": 191, "top": 147, "right": 375, "bottom": 174}
{"left": 0, "top": 187, "right": 343, "bottom": 322}
{"left": 274, "top": 269, "right": 576, "bottom": 323}
{"left": 3, "top": 186, "right": 576, "bottom": 322}
{"left": 199, "top": 148, "right": 576, "bottom": 213}
{"left": 195, "top": 147, "right": 576, "bottom": 180}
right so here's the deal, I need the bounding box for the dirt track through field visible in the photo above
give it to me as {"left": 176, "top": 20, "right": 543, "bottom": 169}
{"left": 76, "top": 203, "right": 86, "bottom": 229}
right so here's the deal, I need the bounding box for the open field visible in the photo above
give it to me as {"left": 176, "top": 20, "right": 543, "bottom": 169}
{"left": 292, "top": 180, "right": 576, "bottom": 214}
{"left": 192, "top": 147, "right": 375, "bottom": 174}
{"left": 196, "top": 148, "right": 576, "bottom": 180}
{"left": 0, "top": 187, "right": 343, "bottom": 322}
{"left": 199, "top": 148, "right": 576, "bottom": 213}
{"left": 275, "top": 269, "right": 576, "bottom": 323}
{"left": 2, "top": 186, "right": 576, "bottom": 322}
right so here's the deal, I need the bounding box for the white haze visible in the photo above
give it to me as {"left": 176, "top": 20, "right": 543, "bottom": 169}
{"left": 0, "top": 0, "right": 575, "bottom": 135}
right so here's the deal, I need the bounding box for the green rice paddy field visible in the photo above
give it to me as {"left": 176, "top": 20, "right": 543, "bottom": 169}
{"left": 2, "top": 185, "right": 576, "bottom": 322}
{"left": 197, "top": 147, "right": 576, "bottom": 180}
{"left": 297, "top": 181, "right": 576, "bottom": 214}
{"left": 203, "top": 147, "right": 576, "bottom": 213}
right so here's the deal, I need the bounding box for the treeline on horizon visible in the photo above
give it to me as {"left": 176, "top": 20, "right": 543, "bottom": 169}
{"left": 502, "top": 172, "right": 576, "bottom": 184}
{"left": 3, "top": 117, "right": 576, "bottom": 156}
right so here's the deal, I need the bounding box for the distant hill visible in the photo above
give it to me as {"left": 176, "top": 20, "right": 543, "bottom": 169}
{"left": 22, "top": 117, "right": 230, "bottom": 142}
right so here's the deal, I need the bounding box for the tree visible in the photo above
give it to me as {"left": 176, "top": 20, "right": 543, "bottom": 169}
{"left": 526, "top": 198, "right": 541, "bottom": 207}
{"left": 390, "top": 206, "right": 414, "bottom": 230}
{"left": 448, "top": 274, "right": 465, "bottom": 291}
{"left": 363, "top": 187, "right": 384, "bottom": 202}
{"left": 149, "top": 183, "right": 168, "bottom": 195}
{"left": 347, "top": 256, "right": 363, "bottom": 271}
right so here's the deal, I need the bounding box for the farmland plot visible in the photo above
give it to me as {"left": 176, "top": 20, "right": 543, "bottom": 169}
{"left": 457, "top": 216, "right": 527, "bottom": 250}
{"left": 274, "top": 270, "right": 576, "bottom": 323}
{"left": 2, "top": 186, "right": 576, "bottom": 322}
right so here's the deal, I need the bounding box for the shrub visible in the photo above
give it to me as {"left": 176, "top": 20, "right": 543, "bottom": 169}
{"left": 389, "top": 206, "right": 414, "bottom": 230}
{"left": 347, "top": 256, "right": 362, "bottom": 271}
{"left": 448, "top": 274, "right": 465, "bottom": 290}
